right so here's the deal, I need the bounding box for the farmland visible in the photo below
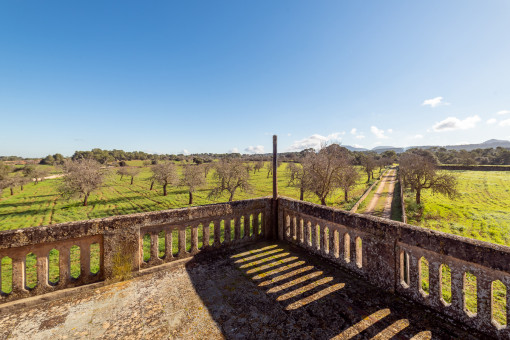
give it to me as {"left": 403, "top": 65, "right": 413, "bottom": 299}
{"left": 405, "top": 170, "right": 510, "bottom": 247}
{"left": 0, "top": 162, "right": 371, "bottom": 231}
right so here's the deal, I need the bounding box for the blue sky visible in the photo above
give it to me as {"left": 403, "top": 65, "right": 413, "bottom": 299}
{"left": 1, "top": 1, "right": 510, "bottom": 157}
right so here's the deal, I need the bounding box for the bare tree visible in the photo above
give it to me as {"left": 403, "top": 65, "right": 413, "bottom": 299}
{"left": 180, "top": 165, "right": 206, "bottom": 204}
{"left": 265, "top": 160, "right": 282, "bottom": 178}
{"left": 202, "top": 163, "right": 213, "bottom": 178}
{"left": 125, "top": 167, "right": 141, "bottom": 185}
{"left": 254, "top": 160, "right": 264, "bottom": 173}
{"left": 117, "top": 167, "right": 129, "bottom": 180}
{"left": 209, "top": 158, "right": 252, "bottom": 201}
{"left": 152, "top": 162, "right": 178, "bottom": 196}
{"left": 399, "top": 150, "right": 458, "bottom": 204}
{"left": 33, "top": 167, "right": 50, "bottom": 184}
{"left": 59, "top": 159, "right": 104, "bottom": 206}
{"left": 336, "top": 164, "right": 360, "bottom": 201}
{"left": 360, "top": 154, "right": 377, "bottom": 182}
{"left": 302, "top": 144, "right": 350, "bottom": 205}
{"left": 286, "top": 161, "right": 311, "bottom": 201}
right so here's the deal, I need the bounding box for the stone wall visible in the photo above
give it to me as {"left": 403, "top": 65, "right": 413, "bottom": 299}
{"left": 278, "top": 196, "right": 510, "bottom": 339}
{"left": 0, "top": 197, "right": 272, "bottom": 304}
{"left": 438, "top": 165, "right": 510, "bottom": 171}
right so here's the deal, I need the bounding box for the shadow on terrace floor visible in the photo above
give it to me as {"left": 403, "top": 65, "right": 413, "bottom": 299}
{"left": 186, "top": 241, "right": 483, "bottom": 340}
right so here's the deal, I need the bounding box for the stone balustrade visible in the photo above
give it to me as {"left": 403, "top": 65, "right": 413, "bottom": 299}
{"left": 278, "top": 197, "right": 510, "bottom": 339}
{"left": 0, "top": 197, "right": 272, "bottom": 304}
{"left": 1, "top": 194, "right": 509, "bottom": 338}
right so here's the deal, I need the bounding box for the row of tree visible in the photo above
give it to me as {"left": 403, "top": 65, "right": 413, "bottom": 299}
{"left": 0, "top": 164, "right": 50, "bottom": 195}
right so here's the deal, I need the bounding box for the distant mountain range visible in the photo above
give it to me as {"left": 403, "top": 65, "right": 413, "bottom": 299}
{"left": 343, "top": 139, "right": 510, "bottom": 154}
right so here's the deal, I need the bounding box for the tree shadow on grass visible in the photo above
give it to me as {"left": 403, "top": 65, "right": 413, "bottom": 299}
{"left": 184, "top": 241, "right": 481, "bottom": 339}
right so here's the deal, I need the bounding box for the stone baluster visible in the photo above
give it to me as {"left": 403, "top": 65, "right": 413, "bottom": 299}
{"left": 304, "top": 220, "right": 310, "bottom": 248}
{"left": 203, "top": 222, "right": 210, "bottom": 248}
{"left": 428, "top": 261, "right": 441, "bottom": 307}
{"left": 178, "top": 228, "right": 186, "bottom": 257}
{"left": 297, "top": 217, "right": 303, "bottom": 244}
{"left": 191, "top": 224, "right": 199, "bottom": 254}
{"left": 408, "top": 253, "right": 419, "bottom": 293}
{"left": 214, "top": 220, "right": 222, "bottom": 247}
{"left": 253, "top": 213, "right": 259, "bottom": 237}
{"left": 450, "top": 266, "right": 464, "bottom": 313}
{"left": 320, "top": 224, "right": 327, "bottom": 256}
{"left": 11, "top": 255, "right": 26, "bottom": 294}
{"left": 57, "top": 247, "right": 71, "bottom": 287}
{"left": 290, "top": 215, "right": 296, "bottom": 241}
{"left": 234, "top": 217, "right": 241, "bottom": 241}
{"left": 329, "top": 227, "right": 337, "bottom": 259}
{"left": 311, "top": 222, "right": 318, "bottom": 251}
{"left": 150, "top": 232, "right": 159, "bottom": 262}
{"left": 80, "top": 243, "right": 91, "bottom": 281}
{"left": 244, "top": 215, "right": 250, "bottom": 239}
{"left": 165, "top": 229, "right": 173, "bottom": 259}
{"left": 284, "top": 214, "right": 291, "bottom": 240}
{"left": 224, "top": 219, "right": 232, "bottom": 243}
{"left": 477, "top": 276, "right": 492, "bottom": 326}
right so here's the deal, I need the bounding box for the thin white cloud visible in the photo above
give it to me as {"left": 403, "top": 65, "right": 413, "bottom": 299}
{"left": 350, "top": 128, "right": 357, "bottom": 135}
{"left": 373, "top": 141, "right": 382, "bottom": 146}
{"left": 181, "top": 149, "right": 190, "bottom": 155}
{"left": 500, "top": 119, "right": 510, "bottom": 127}
{"left": 286, "top": 133, "right": 342, "bottom": 152}
{"left": 355, "top": 134, "right": 365, "bottom": 139}
{"left": 287, "top": 133, "right": 291, "bottom": 136}
{"left": 244, "top": 145, "right": 265, "bottom": 154}
{"left": 413, "top": 134, "right": 424, "bottom": 139}
{"left": 422, "top": 96, "right": 449, "bottom": 108}
{"left": 487, "top": 118, "right": 497, "bottom": 125}
{"left": 433, "top": 115, "right": 481, "bottom": 132}
{"left": 229, "top": 147, "right": 239, "bottom": 153}
{"left": 353, "top": 144, "right": 364, "bottom": 148}
{"left": 370, "top": 126, "right": 388, "bottom": 139}
{"left": 387, "top": 129, "right": 393, "bottom": 134}
{"left": 497, "top": 110, "right": 510, "bottom": 115}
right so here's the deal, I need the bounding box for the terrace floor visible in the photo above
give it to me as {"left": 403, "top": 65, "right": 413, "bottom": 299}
{"left": 0, "top": 241, "right": 486, "bottom": 339}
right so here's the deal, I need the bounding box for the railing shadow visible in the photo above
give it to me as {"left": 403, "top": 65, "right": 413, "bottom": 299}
{"left": 184, "top": 241, "right": 480, "bottom": 339}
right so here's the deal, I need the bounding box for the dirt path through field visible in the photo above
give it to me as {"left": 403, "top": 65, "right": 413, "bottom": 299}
{"left": 364, "top": 168, "right": 396, "bottom": 219}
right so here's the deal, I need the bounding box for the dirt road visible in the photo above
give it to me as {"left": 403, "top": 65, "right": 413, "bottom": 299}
{"left": 364, "top": 169, "right": 396, "bottom": 219}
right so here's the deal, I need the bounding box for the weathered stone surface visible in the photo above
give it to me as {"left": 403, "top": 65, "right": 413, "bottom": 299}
{"left": 0, "top": 242, "right": 486, "bottom": 339}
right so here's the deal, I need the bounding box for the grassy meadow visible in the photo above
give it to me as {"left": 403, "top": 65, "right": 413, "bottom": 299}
{"left": 405, "top": 170, "right": 510, "bottom": 247}
{"left": 0, "top": 162, "right": 371, "bottom": 230}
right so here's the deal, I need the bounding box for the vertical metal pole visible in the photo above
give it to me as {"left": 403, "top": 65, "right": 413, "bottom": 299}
{"left": 272, "top": 135, "right": 278, "bottom": 199}
{"left": 272, "top": 135, "right": 278, "bottom": 239}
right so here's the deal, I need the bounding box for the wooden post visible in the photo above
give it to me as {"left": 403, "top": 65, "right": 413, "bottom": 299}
{"left": 272, "top": 135, "right": 278, "bottom": 239}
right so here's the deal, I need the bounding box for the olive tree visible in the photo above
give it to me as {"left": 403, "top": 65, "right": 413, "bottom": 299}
{"left": 152, "top": 163, "right": 178, "bottom": 196}
{"left": 180, "top": 164, "right": 206, "bottom": 204}
{"left": 286, "top": 161, "right": 312, "bottom": 201}
{"left": 399, "top": 150, "right": 458, "bottom": 204}
{"left": 208, "top": 158, "right": 252, "bottom": 201}
{"left": 59, "top": 159, "right": 104, "bottom": 206}
{"left": 336, "top": 164, "right": 360, "bottom": 201}
{"left": 360, "top": 153, "right": 377, "bottom": 182}
{"left": 302, "top": 144, "right": 350, "bottom": 206}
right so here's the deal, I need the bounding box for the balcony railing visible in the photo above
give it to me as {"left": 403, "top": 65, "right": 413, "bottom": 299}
{"left": 1, "top": 195, "right": 509, "bottom": 338}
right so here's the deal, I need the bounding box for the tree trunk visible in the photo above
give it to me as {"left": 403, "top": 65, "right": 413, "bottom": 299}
{"left": 163, "top": 184, "right": 167, "bottom": 196}
{"left": 229, "top": 191, "right": 235, "bottom": 202}
{"left": 10, "top": 188, "right": 14, "bottom": 195}
{"left": 120, "top": 175, "right": 123, "bottom": 180}
{"left": 130, "top": 177, "right": 134, "bottom": 185}
{"left": 83, "top": 194, "right": 89, "bottom": 206}
{"left": 189, "top": 191, "right": 193, "bottom": 205}
{"left": 321, "top": 197, "right": 327, "bottom": 206}
{"left": 300, "top": 188, "right": 304, "bottom": 201}
{"left": 416, "top": 189, "right": 421, "bottom": 205}
{"left": 150, "top": 181, "right": 154, "bottom": 190}
{"left": 344, "top": 190, "right": 348, "bottom": 202}
{"left": 20, "top": 185, "right": 24, "bottom": 191}
{"left": 367, "top": 172, "right": 370, "bottom": 183}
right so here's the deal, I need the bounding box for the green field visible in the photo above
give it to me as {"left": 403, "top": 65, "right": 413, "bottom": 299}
{"left": 0, "top": 162, "right": 370, "bottom": 230}
{"left": 405, "top": 170, "right": 510, "bottom": 246}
